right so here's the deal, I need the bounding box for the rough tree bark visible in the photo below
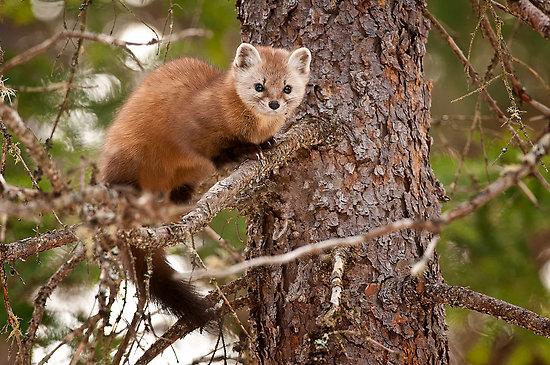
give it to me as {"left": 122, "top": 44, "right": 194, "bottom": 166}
{"left": 237, "top": 0, "right": 448, "bottom": 363}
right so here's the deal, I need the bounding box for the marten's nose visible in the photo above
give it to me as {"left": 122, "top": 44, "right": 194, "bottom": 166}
{"left": 268, "top": 100, "right": 280, "bottom": 110}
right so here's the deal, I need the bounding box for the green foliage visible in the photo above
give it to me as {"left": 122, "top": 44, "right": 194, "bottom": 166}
{"left": 0, "top": 0, "right": 34, "bottom": 25}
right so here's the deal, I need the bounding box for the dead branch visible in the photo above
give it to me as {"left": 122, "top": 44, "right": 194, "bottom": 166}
{"left": 8, "top": 82, "right": 72, "bottom": 93}
{"left": 36, "top": 313, "right": 102, "bottom": 365}
{"left": 473, "top": 0, "right": 550, "bottom": 117}
{"left": 185, "top": 128, "right": 550, "bottom": 280}
{"left": 134, "top": 320, "right": 196, "bottom": 365}
{"left": 1, "top": 226, "right": 78, "bottom": 262}
{"left": 134, "top": 294, "right": 248, "bottom": 365}
{"left": 20, "top": 246, "right": 87, "bottom": 363}
{"left": 0, "top": 28, "right": 212, "bottom": 75}
{"left": 506, "top": 0, "right": 550, "bottom": 38}
{"left": 203, "top": 226, "right": 242, "bottom": 263}
{"left": 410, "top": 235, "right": 440, "bottom": 276}
{"left": 168, "top": 117, "right": 334, "bottom": 239}
{"left": 425, "top": 9, "right": 530, "bottom": 146}
{"left": 186, "top": 219, "right": 432, "bottom": 280}
{"left": 441, "top": 129, "right": 550, "bottom": 222}
{"left": 321, "top": 247, "right": 347, "bottom": 325}
{"left": 0, "top": 255, "right": 23, "bottom": 360}
{"left": 426, "top": 7, "right": 550, "bottom": 188}
{"left": 0, "top": 102, "right": 67, "bottom": 192}
{"left": 0, "top": 184, "right": 190, "bottom": 225}
{"left": 1, "top": 118, "right": 332, "bottom": 263}
{"left": 428, "top": 283, "right": 550, "bottom": 338}
{"left": 48, "top": 3, "right": 89, "bottom": 145}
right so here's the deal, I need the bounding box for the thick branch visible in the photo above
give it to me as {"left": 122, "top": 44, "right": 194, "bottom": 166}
{"left": 184, "top": 129, "right": 550, "bottom": 279}
{"left": 507, "top": 0, "right": 550, "bottom": 38}
{"left": 0, "top": 102, "right": 67, "bottom": 192}
{"left": 0, "top": 184, "right": 189, "bottom": 224}
{"left": 170, "top": 118, "right": 333, "bottom": 236}
{"left": 0, "top": 227, "right": 77, "bottom": 262}
{"left": 428, "top": 283, "right": 550, "bottom": 338}
{"left": 1, "top": 118, "right": 333, "bottom": 261}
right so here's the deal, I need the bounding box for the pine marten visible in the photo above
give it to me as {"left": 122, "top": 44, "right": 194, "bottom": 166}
{"left": 99, "top": 43, "right": 311, "bottom": 327}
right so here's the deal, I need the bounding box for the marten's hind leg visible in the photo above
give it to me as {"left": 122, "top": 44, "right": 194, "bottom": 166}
{"left": 167, "top": 154, "right": 216, "bottom": 203}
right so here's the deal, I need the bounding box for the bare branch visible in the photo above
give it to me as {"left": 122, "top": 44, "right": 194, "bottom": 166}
{"left": 321, "top": 247, "right": 348, "bottom": 325}
{"left": 0, "top": 102, "right": 68, "bottom": 192}
{"left": 473, "top": 1, "right": 550, "bottom": 117}
{"left": 8, "top": 82, "right": 72, "bottom": 93}
{"left": 0, "top": 255, "right": 23, "bottom": 359}
{"left": 134, "top": 321, "right": 195, "bottom": 365}
{"left": 410, "top": 235, "right": 440, "bottom": 276}
{"left": 428, "top": 283, "right": 550, "bottom": 338}
{"left": 1, "top": 226, "right": 78, "bottom": 262}
{"left": 186, "top": 129, "right": 550, "bottom": 280}
{"left": 48, "top": 5, "right": 89, "bottom": 145}
{"left": 36, "top": 313, "right": 102, "bottom": 365}
{"left": 441, "top": 130, "right": 550, "bottom": 222}
{"left": 0, "top": 28, "right": 212, "bottom": 75}
{"left": 424, "top": 9, "right": 534, "bottom": 152}
{"left": 506, "top": 0, "right": 550, "bottom": 38}
{"left": 0, "top": 184, "right": 190, "bottom": 225}
{"left": 170, "top": 118, "right": 334, "bottom": 238}
{"left": 184, "top": 219, "right": 432, "bottom": 280}
{"left": 134, "top": 294, "right": 247, "bottom": 365}
{"left": 21, "top": 246, "right": 87, "bottom": 363}
{"left": 1, "top": 118, "right": 333, "bottom": 262}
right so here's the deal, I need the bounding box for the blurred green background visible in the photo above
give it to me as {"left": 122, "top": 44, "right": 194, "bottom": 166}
{"left": 0, "top": 1, "right": 549, "bottom": 364}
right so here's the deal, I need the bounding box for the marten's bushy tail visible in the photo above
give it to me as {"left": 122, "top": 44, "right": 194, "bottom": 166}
{"left": 128, "top": 246, "right": 214, "bottom": 328}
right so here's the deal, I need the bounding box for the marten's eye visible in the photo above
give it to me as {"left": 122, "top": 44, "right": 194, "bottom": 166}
{"left": 283, "top": 85, "right": 292, "bottom": 94}
{"left": 254, "top": 83, "right": 264, "bottom": 92}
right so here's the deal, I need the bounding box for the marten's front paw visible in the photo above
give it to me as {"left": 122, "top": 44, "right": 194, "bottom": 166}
{"left": 259, "top": 137, "right": 276, "bottom": 149}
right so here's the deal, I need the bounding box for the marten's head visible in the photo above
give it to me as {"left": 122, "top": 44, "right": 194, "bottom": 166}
{"left": 232, "top": 43, "right": 311, "bottom": 119}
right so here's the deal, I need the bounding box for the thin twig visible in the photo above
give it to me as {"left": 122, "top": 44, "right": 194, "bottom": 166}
{"left": 184, "top": 129, "right": 550, "bottom": 280}
{"left": 21, "top": 246, "right": 87, "bottom": 363}
{"left": 48, "top": 2, "right": 89, "bottom": 145}
{"left": 0, "top": 256, "right": 23, "bottom": 361}
{"left": 0, "top": 102, "right": 67, "bottom": 192}
{"left": 36, "top": 313, "right": 102, "bottom": 365}
{"left": 0, "top": 28, "right": 212, "bottom": 75}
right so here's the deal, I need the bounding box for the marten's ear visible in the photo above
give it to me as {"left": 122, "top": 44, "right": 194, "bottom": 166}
{"left": 288, "top": 47, "right": 311, "bottom": 76}
{"left": 234, "top": 43, "right": 262, "bottom": 70}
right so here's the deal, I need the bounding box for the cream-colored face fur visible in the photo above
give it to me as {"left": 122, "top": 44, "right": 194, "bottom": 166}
{"left": 232, "top": 43, "right": 311, "bottom": 119}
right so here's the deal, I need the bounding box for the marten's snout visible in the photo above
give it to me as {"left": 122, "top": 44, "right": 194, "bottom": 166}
{"left": 268, "top": 100, "right": 280, "bottom": 110}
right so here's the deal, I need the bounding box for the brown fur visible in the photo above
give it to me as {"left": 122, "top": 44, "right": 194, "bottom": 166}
{"left": 99, "top": 47, "right": 306, "bottom": 192}
{"left": 99, "top": 44, "right": 311, "bottom": 326}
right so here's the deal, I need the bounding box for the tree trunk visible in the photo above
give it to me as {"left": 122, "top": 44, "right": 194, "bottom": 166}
{"left": 236, "top": 0, "right": 449, "bottom": 364}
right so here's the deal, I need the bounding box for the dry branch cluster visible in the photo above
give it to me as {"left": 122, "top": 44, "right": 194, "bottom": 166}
{"left": 0, "top": 1, "right": 550, "bottom": 364}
